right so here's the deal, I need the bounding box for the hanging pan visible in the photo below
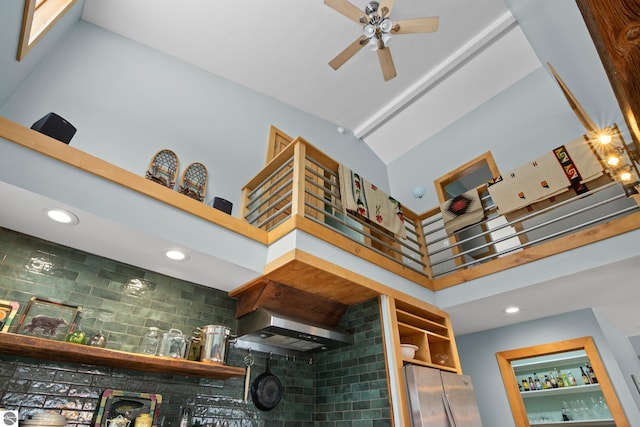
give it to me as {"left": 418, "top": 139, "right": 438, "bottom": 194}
{"left": 250, "top": 354, "right": 282, "bottom": 411}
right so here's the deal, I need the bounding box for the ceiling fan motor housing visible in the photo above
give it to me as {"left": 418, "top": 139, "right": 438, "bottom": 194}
{"left": 365, "top": 1, "right": 380, "bottom": 16}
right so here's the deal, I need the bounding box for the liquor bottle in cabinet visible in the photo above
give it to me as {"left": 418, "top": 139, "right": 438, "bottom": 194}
{"left": 496, "top": 336, "right": 628, "bottom": 427}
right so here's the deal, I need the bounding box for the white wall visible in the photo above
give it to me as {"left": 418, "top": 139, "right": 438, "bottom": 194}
{"left": 0, "top": 1, "right": 85, "bottom": 109}
{"left": 455, "top": 309, "right": 640, "bottom": 426}
{"left": 593, "top": 310, "right": 640, "bottom": 410}
{"left": 0, "top": 19, "right": 389, "bottom": 211}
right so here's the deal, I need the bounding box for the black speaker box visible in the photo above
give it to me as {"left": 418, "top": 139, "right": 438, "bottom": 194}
{"left": 212, "top": 197, "right": 233, "bottom": 215}
{"left": 31, "top": 112, "right": 76, "bottom": 144}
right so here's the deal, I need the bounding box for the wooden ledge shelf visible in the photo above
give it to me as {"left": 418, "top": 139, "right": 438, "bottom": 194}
{"left": 0, "top": 117, "right": 267, "bottom": 245}
{"left": 0, "top": 332, "right": 245, "bottom": 380}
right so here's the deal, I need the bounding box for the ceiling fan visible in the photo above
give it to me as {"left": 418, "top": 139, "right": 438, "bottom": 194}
{"left": 324, "top": 0, "right": 439, "bottom": 81}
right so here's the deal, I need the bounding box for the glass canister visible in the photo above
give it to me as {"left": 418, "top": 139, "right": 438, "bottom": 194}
{"left": 200, "top": 325, "right": 231, "bottom": 363}
{"left": 158, "top": 328, "right": 188, "bottom": 358}
{"left": 140, "top": 326, "right": 161, "bottom": 355}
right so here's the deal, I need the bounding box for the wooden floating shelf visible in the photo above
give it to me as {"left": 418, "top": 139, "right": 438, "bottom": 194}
{"left": 401, "top": 358, "right": 458, "bottom": 373}
{"left": 0, "top": 332, "right": 245, "bottom": 380}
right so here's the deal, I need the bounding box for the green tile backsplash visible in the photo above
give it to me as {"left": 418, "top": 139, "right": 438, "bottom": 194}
{"left": 0, "top": 227, "right": 390, "bottom": 427}
{"left": 315, "top": 299, "right": 390, "bottom": 427}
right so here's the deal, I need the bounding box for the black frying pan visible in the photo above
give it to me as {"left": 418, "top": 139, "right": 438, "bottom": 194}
{"left": 250, "top": 355, "right": 282, "bottom": 411}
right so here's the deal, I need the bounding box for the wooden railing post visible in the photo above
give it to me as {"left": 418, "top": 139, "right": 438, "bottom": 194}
{"left": 413, "top": 217, "right": 433, "bottom": 278}
{"left": 291, "top": 140, "right": 307, "bottom": 217}
{"left": 240, "top": 186, "right": 252, "bottom": 223}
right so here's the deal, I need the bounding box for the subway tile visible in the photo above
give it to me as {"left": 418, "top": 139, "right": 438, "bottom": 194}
{"left": 115, "top": 264, "right": 147, "bottom": 279}
{"left": 0, "top": 229, "right": 389, "bottom": 426}
{"left": 54, "top": 371, "right": 94, "bottom": 385}
{"left": 28, "top": 381, "right": 70, "bottom": 395}
{"left": 97, "top": 269, "right": 130, "bottom": 284}
{"left": 90, "top": 286, "right": 123, "bottom": 302}
{"left": 1, "top": 391, "right": 46, "bottom": 407}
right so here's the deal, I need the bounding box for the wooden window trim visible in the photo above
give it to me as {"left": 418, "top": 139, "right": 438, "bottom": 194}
{"left": 433, "top": 151, "right": 499, "bottom": 203}
{"left": 433, "top": 151, "right": 501, "bottom": 264}
{"left": 17, "top": 0, "right": 78, "bottom": 61}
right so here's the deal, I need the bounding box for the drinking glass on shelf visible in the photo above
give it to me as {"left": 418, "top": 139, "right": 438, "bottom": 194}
{"left": 88, "top": 311, "right": 114, "bottom": 347}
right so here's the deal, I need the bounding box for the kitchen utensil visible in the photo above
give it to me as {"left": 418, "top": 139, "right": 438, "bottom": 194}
{"left": 243, "top": 352, "right": 254, "bottom": 402}
{"left": 251, "top": 354, "right": 282, "bottom": 411}
{"left": 105, "top": 415, "right": 131, "bottom": 427}
{"left": 200, "top": 325, "right": 231, "bottom": 362}
{"left": 400, "top": 343, "right": 419, "bottom": 359}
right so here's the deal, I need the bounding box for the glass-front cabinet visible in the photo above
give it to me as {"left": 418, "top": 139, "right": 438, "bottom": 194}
{"left": 496, "top": 336, "right": 629, "bottom": 426}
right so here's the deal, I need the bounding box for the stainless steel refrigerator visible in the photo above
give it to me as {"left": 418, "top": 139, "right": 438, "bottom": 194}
{"left": 404, "top": 364, "right": 483, "bottom": 426}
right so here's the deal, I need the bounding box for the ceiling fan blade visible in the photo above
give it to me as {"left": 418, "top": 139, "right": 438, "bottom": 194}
{"left": 377, "top": 46, "right": 397, "bottom": 81}
{"left": 392, "top": 17, "right": 439, "bottom": 34}
{"left": 329, "top": 36, "right": 368, "bottom": 70}
{"left": 378, "top": 0, "right": 395, "bottom": 18}
{"left": 324, "top": 0, "right": 365, "bottom": 25}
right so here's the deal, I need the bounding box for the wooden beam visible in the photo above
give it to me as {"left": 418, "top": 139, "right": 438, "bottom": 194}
{"left": 576, "top": 0, "right": 640, "bottom": 151}
{"left": 547, "top": 62, "right": 598, "bottom": 134}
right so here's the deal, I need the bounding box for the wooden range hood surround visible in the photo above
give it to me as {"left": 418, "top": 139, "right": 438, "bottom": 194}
{"left": 229, "top": 250, "right": 386, "bottom": 326}
{"left": 232, "top": 280, "right": 349, "bottom": 327}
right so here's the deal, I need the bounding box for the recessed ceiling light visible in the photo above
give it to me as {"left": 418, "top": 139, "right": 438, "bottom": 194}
{"left": 505, "top": 306, "right": 520, "bottom": 314}
{"left": 165, "top": 250, "right": 188, "bottom": 261}
{"left": 44, "top": 208, "right": 79, "bottom": 225}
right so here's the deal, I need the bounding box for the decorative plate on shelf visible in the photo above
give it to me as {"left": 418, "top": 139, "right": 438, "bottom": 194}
{"left": 0, "top": 299, "right": 19, "bottom": 332}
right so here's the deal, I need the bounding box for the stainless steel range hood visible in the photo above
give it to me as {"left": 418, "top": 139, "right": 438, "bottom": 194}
{"left": 233, "top": 308, "right": 354, "bottom": 357}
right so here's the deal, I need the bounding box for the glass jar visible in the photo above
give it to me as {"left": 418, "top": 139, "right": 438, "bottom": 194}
{"left": 88, "top": 311, "right": 114, "bottom": 348}
{"left": 140, "top": 326, "right": 161, "bottom": 355}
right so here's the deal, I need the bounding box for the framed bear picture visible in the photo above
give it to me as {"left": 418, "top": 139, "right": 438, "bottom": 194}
{"left": 15, "top": 297, "right": 80, "bottom": 341}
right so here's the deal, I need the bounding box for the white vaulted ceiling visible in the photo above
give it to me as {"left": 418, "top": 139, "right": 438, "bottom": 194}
{"left": 80, "top": 0, "right": 541, "bottom": 164}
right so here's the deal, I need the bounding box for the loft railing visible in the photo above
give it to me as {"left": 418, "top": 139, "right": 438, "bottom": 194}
{"left": 422, "top": 182, "right": 639, "bottom": 280}
{"left": 241, "top": 139, "right": 431, "bottom": 283}
{"left": 240, "top": 138, "right": 640, "bottom": 289}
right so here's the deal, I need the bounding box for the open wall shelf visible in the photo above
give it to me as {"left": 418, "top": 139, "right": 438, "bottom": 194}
{"left": 0, "top": 332, "right": 245, "bottom": 380}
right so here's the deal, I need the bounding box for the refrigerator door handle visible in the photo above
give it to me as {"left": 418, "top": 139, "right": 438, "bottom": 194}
{"left": 442, "top": 392, "right": 457, "bottom": 427}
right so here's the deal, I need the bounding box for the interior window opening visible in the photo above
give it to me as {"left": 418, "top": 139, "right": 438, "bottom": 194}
{"left": 433, "top": 152, "right": 521, "bottom": 270}
{"left": 17, "top": 0, "right": 77, "bottom": 61}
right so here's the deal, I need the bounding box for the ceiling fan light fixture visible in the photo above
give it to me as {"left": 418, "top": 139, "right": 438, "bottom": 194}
{"left": 380, "top": 18, "right": 393, "bottom": 33}
{"left": 381, "top": 32, "right": 392, "bottom": 46}
{"left": 368, "top": 37, "right": 378, "bottom": 51}
{"left": 363, "top": 24, "right": 376, "bottom": 38}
